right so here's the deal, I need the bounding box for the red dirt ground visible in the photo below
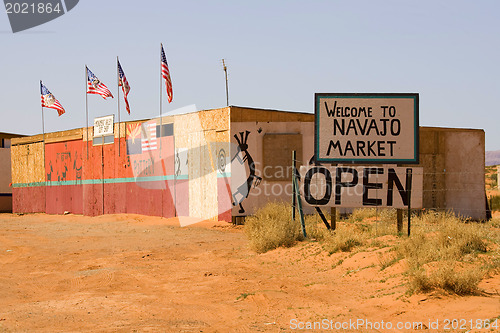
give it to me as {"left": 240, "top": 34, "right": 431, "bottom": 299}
{"left": 0, "top": 213, "right": 498, "bottom": 332}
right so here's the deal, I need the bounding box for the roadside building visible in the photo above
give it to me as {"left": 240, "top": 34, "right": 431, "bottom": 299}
{"left": 10, "top": 106, "right": 486, "bottom": 220}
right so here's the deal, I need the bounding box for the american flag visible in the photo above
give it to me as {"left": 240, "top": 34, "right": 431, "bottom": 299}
{"left": 40, "top": 81, "right": 65, "bottom": 116}
{"left": 141, "top": 122, "right": 157, "bottom": 151}
{"left": 86, "top": 66, "right": 113, "bottom": 99}
{"left": 117, "top": 59, "right": 131, "bottom": 114}
{"left": 161, "top": 44, "right": 173, "bottom": 103}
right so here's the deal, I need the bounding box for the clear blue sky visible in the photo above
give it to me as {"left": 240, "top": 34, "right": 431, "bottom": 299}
{"left": 1, "top": 0, "right": 499, "bottom": 149}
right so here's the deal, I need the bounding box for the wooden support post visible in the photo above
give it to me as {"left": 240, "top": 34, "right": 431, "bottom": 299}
{"left": 397, "top": 209, "right": 403, "bottom": 234}
{"left": 330, "top": 207, "right": 336, "bottom": 230}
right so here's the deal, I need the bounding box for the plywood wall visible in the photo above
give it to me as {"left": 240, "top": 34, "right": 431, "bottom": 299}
{"left": 11, "top": 141, "right": 45, "bottom": 185}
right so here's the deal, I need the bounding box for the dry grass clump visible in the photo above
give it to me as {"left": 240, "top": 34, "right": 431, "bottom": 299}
{"left": 347, "top": 207, "right": 399, "bottom": 223}
{"left": 304, "top": 208, "right": 398, "bottom": 253}
{"left": 348, "top": 208, "right": 378, "bottom": 222}
{"left": 409, "top": 264, "right": 485, "bottom": 295}
{"left": 490, "top": 217, "right": 500, "bottom": 229}
{"left": 244, "top": 202, "right": 303, "bottom": 253}
{"left": 397, "top": 211, "right": 492, "bottom": 295}
{"left": 322, "top": 226, "right": 365, "bottom": 253}
{"left": 304, "top": 214, "right": 366, "bottom": 253}
{"left": 346, "top": 208, "right": 399, "bottom": 237}
{"left": 303, "top": 215, "right": 327, "bottom": 241}
{"left": 245, "top": 205, "right": 499, "bottom": 295}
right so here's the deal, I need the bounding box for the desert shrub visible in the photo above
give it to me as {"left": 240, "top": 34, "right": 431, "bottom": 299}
{"left": 349, "top": 208, "right": 378, "bottom": 222}
{"left": 377, "top": 208, "right": 398, "bottom": 223}
{"left": 398, "top": 211, "right": 491, "bottom": 295}
{"left": 369, "top": 218, "right": 399, "bottom": 237}
{"left": 491, "top": 173, "right": 498, "bottom": 188}
{"left": 409, "top": 264, "right": 484, "bottom": 295}
{"left": 489, "top": 195, "right": 500, "bottom": 211}
{"left": 244, "top": 202, "right": 303, "bottom": 253}
{"left": 398, "top": 231, "right": 438, "bottom": 267}
{"left": 438, "top": 220, "right": 488, "bottom": 258}
{"left": 378, "top": 251, "right": 401, "bottom": 271}
{"left": 304, "top": 212, "right": 367, "bottom": 253}
{"left": 490, "top": 218, "right": 500, "bottom": 229}
{"left": 411, "top": 210, "right": 461, "bottom": 226}
{"left": 322, "top": 225, "right": 366, "bottom": 253}
{"left": 304, "top": 214, "right": 330, "bottom": 241}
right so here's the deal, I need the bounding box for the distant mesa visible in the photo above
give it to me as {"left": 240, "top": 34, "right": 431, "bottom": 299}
{"left": 485, "top": 150, "right": 500, "bottom": 166}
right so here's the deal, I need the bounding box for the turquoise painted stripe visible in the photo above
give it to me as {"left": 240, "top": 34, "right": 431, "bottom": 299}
{"left": 12, "top": 182, "right": 46, "bottom": 188}
{"left": 12, "top": 173, "right": 234, "bottom": 188}
{"left": 13, "top": 174, "right": 191, "bottom": 188}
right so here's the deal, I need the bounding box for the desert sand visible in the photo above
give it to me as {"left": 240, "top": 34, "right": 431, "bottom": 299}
{"left": 0, "top": 213, "right": 498, "bottom": 332}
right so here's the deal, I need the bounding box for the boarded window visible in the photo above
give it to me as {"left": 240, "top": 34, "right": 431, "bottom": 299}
{"left": 263, "top": 133, "right": 302, "bottom": 181}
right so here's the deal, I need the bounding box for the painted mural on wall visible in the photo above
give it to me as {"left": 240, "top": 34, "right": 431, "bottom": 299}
{"left": 231, "top": 131, "right": 261, "bottom": 213}
{"left": 45, "top": 141, "right": 82, "bottom": 184}
{"left": 123, "top": 116, "right": 236, "bottom": 220}
{"left": 126, "top": 120, "right": 175, "bottom": 188}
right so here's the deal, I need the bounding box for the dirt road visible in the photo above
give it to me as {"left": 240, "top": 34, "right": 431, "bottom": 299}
{"left": 0, "top": 214, "right": 498, "bottom": 332}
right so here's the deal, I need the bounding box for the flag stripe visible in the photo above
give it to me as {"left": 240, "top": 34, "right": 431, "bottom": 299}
{"left": 86, "top": 67, "right": 113, "bottom": 99}
{"left": 118, "top": 60, "right": 131, "bottom": 114}
{"left": 141, "top": 123, "right": 157, "bottom": 151}
{"left": 161, "top": 44, "right": 173, "bottom": 103}
{"left": 40, "top": 82, "right": 65, "bottom": 116}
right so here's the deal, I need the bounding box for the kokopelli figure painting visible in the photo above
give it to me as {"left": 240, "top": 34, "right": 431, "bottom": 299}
{"left": 231, "top": 131, "right": 262, "bottom": 214}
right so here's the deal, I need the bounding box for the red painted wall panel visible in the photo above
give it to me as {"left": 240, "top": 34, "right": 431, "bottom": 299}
{"left": 12, "top": 187, "right": 46, "bottom": 213}
{"left": 45, "top": 140, "right": 83, "bottom": 184}
{"left": 124, "top": 181, "right": 162, "bottom": 216}
{"left": 46, "top": 184, "right": 83, "bottom": 215}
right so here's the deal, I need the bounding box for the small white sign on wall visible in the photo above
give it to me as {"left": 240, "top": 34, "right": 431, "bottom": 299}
{"left": 93, "top": 115, "right": 114, "bottom": 138}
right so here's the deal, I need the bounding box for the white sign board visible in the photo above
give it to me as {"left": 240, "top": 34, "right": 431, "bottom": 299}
{"left": 315, "top": 93, "right": 419, "bottom": 164}
{"left": 300, "top": 165, "right": 423, "bottom": 208}
{"left": 93, "top": 115, "right": 114, "bottom": 137}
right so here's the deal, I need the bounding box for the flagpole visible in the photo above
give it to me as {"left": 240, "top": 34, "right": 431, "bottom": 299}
{"left": 40, "top": 80, "right": 46, "bottom": 213}
{"left": 40, "top": 81, "right": 46, "bottom": 143}
{"left": 85, "top": 65, "right": 89, "bottom": 160}
{"left": 159, "top": 43, "right": 163, "bottom": 157}
{"left": 117, "top": 57, "right": 121, "bottom": 157}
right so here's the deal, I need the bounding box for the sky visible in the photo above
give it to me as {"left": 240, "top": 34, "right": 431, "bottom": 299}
{"left": 1, "top": 0, "right": 500, "bottom": 150}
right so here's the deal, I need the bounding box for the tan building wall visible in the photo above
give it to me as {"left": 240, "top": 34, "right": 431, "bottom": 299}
{"left": 0, "top": 148, "right": 12, "bottom": 212}
{"left": 415, "top": 127, "right": 485, "bottom": 219}
{"left": 230, "top": 108, "right": 485, "bottom": 219}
